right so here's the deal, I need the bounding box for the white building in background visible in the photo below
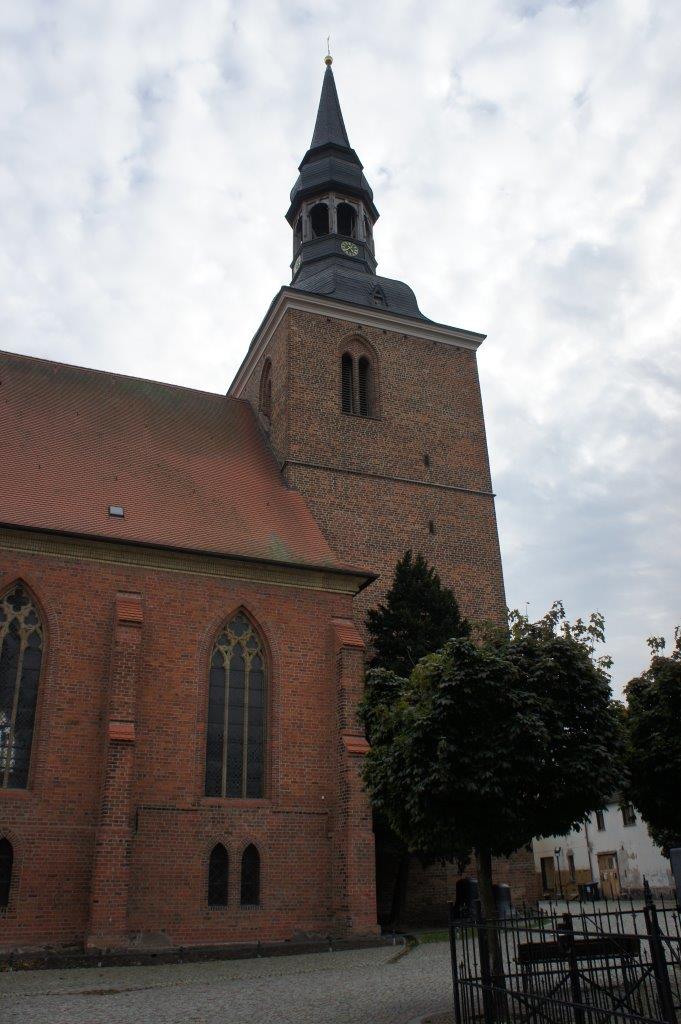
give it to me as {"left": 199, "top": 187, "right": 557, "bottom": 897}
{"left": 533, "top": 800, "right": 674, "bottom": 897}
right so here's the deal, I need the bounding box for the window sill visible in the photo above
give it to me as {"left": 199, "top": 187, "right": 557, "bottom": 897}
{"left": 340, "top": 411, "right": 382, "bottom": 422}
{"left": 0, "top": 787, "right": 32, "bottom": 798}
{"left": 200, "top": 797, "right": 271, "bottom": 808}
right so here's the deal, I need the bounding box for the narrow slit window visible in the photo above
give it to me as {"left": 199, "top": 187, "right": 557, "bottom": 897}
{"left": 341, "top": 353, "right": 354, "bottom": 414}
{"left": 259, "top": 359, "right": 272, "bottom": 423}
{"left": 358, "top": 356, "right": 372, "bottom": 416}
{"left": 241, "top": 844, "right": 260, "bottom": 906}
{"left": 204, "top": 613, "right": 267, "bottom": 799}
{"left": 0, "top": 583, "right": 44, "bottom": 789}
{"left": 208, "top": 843, "right": 229, "bottom": 906}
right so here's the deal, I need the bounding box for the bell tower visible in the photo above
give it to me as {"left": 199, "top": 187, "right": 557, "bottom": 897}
{"left": 229, "top": 57, "right": 507, "bottom": 634}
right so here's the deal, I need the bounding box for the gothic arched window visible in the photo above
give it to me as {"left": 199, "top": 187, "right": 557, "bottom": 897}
{"left": 208, "top": 843, "right": 229, "bottom": 906}
{"left": 341, "top": 353, "right": 354, "bottom": 414}
{"left": 337, "top": 202, "right": 356, "bottom": 238}
{"left": 310, "top": 203, "right": 329, "bottom": 238}
{"left": 259, "top": 358, "right": 272, "bottom": 424}
{"left": 1, "top": 583, "right": 44, "bottom": 790}
{"left": 240, "top": 844, "right": 260, "bottom": 906}
{"left": 0, "top": 838, "right": 12, "bottom": 907}
{"left": 205, "top": 612, "right": 266, "bottom": 799}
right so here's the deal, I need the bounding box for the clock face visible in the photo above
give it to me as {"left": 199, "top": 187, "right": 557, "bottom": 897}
{"left": 341, "top": 240, "right": 359, "bottom": 257}
{"left": 293, "top": 255, "right": 302, "bottom": 274}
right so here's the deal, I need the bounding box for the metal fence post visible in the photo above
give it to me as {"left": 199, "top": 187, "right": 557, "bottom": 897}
{"left": 643, "top": 881, "right": 677, "bottom": 1024}
{"left": 560, "top": 912, "right": 584, "bottom": 1024}
{"left": 448, "top": 901, "right": 463, "bottom": 1024}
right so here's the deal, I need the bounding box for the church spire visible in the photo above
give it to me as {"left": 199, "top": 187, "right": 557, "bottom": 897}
{"left": 286, "top": 58, "right": 379, "bottom": 284}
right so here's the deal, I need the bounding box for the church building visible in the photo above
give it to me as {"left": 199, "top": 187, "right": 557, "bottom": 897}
{"left": 0, "top": 58, "right": 529, "bottom": 953}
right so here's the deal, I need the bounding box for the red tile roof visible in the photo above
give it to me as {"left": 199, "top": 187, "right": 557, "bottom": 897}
{"left": 0, "top": 349, "right": 355, "bottom": 574}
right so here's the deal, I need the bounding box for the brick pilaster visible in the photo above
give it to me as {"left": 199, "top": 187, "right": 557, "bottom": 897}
{"left": 86, "top": 592, "right": 143, "bottom": 950}
{"left": 331, "top": 618, "right": 379, "bottom": 936}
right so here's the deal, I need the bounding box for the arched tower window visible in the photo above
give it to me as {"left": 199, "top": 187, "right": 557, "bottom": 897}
{"left": 0, "top": 583, "right": 44, "bottom": 789}
{"left": 258, "top": 359, "right": 272, "bottom": 424}
{"left": 336, "top": 202, "right": 356, "bottom": 238}
{"left": 358, "top": 357, "right": 372, "bottom": 417}
{"left": 0, "top": 838, "right": 12, "bottom": 907}
{"left": 240, "top": 844, "right": 260, "bottom": 906}
{"left": 294, "top": 216, "right": 303, "bottom": 249}
{"left": 208, "top": 843, "right": 229, "bottom": 906}
{"left": 341, "top": 353, "right": 354, "bottom": 414}
{"left": 310, "top": 203, "right": 329, "bottom": 238}
{"left": 205, "top": 612, "right": 266, "bottom": 799}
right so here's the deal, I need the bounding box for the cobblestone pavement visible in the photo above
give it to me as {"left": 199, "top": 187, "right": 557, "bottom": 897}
{"left": 0, "top": 941, "right": 453, "bottom": 1024}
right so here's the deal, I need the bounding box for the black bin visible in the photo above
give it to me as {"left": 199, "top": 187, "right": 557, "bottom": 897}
{"left": 578, "top": 881, "right": 600, "bottom": 900}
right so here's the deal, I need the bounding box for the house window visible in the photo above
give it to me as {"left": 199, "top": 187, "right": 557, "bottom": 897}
{"left": 240, "top": 844, "right": 260, "bottom": 906}
{"left": 259, "top": 359, "right": 272, "bottom": 424}
{"left": 341, "top": 353, "right": 354, "bottom": 414}
{"left": 0, "top": 582, "right": 44, "bottom": 789}
{"left": 204, "top": 612, "right": 266, "bottom": 799}
{"left": 596, "top": 810, "right": 606, "bottom": 831}
{"left": 0, "top": 838, "right": 12, "bottom": 907}
{"left": 621, "top": 804, "right": 636, "bottom": 827}
{"left": 208, "top": 844, "right": 229, "bottom": 906}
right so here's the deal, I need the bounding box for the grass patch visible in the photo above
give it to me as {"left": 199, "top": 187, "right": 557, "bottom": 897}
{"left": 416, "top": 929, "right": 449, "bottom": 944}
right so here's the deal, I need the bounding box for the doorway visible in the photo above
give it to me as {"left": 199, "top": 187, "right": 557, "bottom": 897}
{"left": 540, "top": 856, "right": 556, "bottom": 894}
{"left": 597, "top": 851, "right": 620, "bottom": 898}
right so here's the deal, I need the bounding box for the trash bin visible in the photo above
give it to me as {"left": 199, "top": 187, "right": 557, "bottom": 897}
{"left": 493, "top": 882, "right": 512, "bottom": 918}
{"left": 578, "top": 881, "right": 600, "bottom": 900}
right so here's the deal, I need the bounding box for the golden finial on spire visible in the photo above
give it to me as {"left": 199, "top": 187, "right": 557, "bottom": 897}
{"left": 325, "top": 36, "right": 333, "bottom": 65}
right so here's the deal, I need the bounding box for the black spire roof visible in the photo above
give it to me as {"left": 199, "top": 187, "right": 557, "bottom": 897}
{"left": 310, "top": 64, "right": 350, "bottom": 150}
{"left": 286, "top": 60, "right": 430, "bottom": 322}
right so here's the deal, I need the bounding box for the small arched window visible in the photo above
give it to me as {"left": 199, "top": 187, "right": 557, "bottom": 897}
{"left": 0, "top": 838, "right": 12, "bottom": 907}
{"left": 259, "top": 359, "right": 272, "bottom": 424}
{"left": 337, "top": 202, "right": 356, "bottom": 238}
{"left": 241, "top": 844, "right": 260, "bottom": 906}
{"left": 341, "top": 353, "right": 354, "bottom": 414}
{"left": 208, "top": 843, "right": 229, "bottom": 906}
{"left": 358, "top": 357, "right": 372, "bottom": 417}
{"left": 205, "top": 612, "right": 266, "bottom": 799}
{"left": 310, "top": 203, "right": 329, "bottom": 238}
{"left": 1, "top": 583, "right": 44, "bottom": 790}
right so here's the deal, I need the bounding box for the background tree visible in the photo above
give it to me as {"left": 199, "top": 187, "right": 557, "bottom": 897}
{"left": 625, "top": 629, "right": 681, "bottom": 856}
{"left": 365, "top": 550, "right": 470, "bottom": 927}
{"left": 360, "top": 602, "right": 624, "bottom": 933}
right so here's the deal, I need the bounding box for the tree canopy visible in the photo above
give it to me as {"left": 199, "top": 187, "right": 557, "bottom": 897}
{"left": 625, "top": 629, "right": 681, "bottom": 856}
{"left": 366, "top": 549, "right": 470, "bottom": 679}
{"left": 360, "top": 602, "right": 624, "bottom": 916}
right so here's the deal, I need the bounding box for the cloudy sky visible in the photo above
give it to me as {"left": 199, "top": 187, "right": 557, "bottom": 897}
{"left": 1, "top": 0, "right": 679, "bottom": 694}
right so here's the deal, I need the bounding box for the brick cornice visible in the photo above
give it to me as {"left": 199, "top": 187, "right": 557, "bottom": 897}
{"left": 228, "top": 288, "right": 486, "bottom": 397}
{"left": 0, "top": 525, "right": 370, "bottom": 596}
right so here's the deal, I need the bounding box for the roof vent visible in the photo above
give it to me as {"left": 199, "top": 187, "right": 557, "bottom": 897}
{"left": 108, "top": 505, "right": 125, "bottom": 518}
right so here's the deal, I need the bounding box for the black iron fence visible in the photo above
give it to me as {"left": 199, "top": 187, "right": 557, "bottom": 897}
{"left": 448, "top": 884, "right": 681, "bottom": 1024}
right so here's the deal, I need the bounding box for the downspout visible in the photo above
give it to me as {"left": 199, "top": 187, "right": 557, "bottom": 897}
{"left": 584, "top": 817, "right": 596, "bottom": 882}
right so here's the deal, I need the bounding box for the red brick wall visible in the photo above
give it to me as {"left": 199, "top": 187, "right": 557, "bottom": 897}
{"left": 0, "top": 545, "right": 376, "bottom": 950}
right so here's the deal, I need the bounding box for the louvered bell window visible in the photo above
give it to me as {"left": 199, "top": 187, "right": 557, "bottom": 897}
{"left": 341, "top": 353, "right": 354, "bottom": 414}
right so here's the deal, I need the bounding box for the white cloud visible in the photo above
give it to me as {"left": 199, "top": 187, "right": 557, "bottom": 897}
{"left": 1, "top": 0, "right": 679, "bottom": 692}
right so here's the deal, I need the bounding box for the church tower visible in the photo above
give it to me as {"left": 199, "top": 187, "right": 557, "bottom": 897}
{"left": 229, "top": 56, "right": 506, "bottom": 635}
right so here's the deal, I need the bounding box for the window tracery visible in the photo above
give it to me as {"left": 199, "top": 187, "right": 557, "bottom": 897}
{"left": 204, "top": 612, "right": 266, "bottom": 799}
{"left": 0, "top": 583, "right": 43, "bottom": 789}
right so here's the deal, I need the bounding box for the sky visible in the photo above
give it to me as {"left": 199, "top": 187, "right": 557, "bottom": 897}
{"left": 1, "top": 0, "right": 679, "bottom": 695}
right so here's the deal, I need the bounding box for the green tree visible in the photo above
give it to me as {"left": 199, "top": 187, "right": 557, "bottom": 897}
{"left": 367, "top": 550, "right": 470, "bottom": 677}
{"left": 365, "top": 550, "right": 470, "bottom": 927}
{"left": 625, "top": 629, "right": 681, "bottom": 856}
{"left": 360, "top": 602, "right": 624, "bottom": 933}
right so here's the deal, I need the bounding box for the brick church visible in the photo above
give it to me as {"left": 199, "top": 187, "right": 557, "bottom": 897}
{"left": 0, "top": 58, "right": 531, "bottom": 953}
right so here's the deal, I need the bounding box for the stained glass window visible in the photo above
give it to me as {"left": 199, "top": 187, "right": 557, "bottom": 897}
{"left": 0, "top": 583, "right": 43, "bottom": 789}
{"left": 0, "top": 838, "right": 12, "bottom": 908}
{"left": 204, "top": 613, "right": 266, "bottom": 799}
{"left": 208, "top": 844, "right": 229, "bottom": 906}
{"left": 240, "top": 844, "right": 260, "bottom": 906}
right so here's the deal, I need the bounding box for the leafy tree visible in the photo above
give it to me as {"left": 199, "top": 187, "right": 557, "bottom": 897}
{"left": 625, "top": 629, "right": 681, "bottom": 856}
{"left": 365, "top": 550, "right": 470, "bottom": 927}
{"left": 367, "top": 550, "right": 470, "bottom": 677}
{"left": 360, "top": 602, "right": 624, "bottom": 936}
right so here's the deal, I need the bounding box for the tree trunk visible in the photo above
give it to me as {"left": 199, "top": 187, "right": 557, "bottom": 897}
{"left": 475, "top": 846, "right": 507, "bottom": 1020}
{"left": 389, "top": 851, "right": 411, "bottom": 930}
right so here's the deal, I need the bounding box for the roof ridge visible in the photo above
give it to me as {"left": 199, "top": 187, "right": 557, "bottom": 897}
{"left": 0, "top": 347, "right": 246, "bottom": 403}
